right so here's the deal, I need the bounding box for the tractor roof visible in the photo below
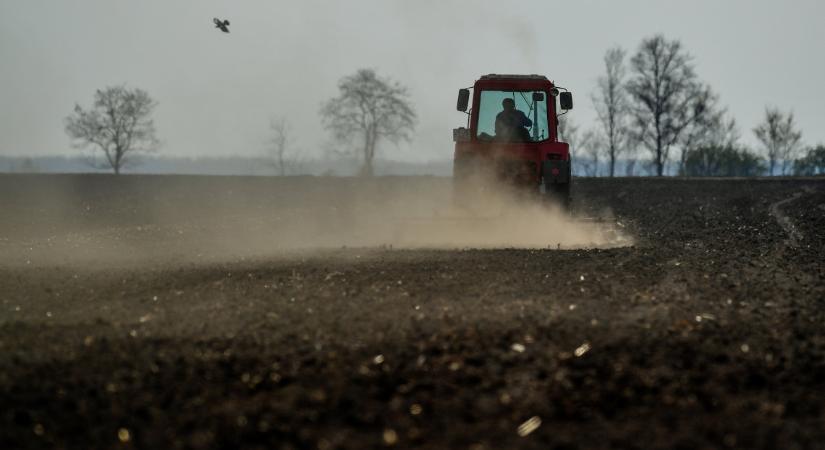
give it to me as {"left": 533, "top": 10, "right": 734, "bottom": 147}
{"left": 479, "top": 74, "right": 549, "bottom": 81}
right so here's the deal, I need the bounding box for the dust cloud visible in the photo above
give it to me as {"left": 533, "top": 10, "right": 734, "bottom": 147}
{"left": 0, "top": 175, "right": 631, "bottom": 268}
{"left": 330, "top": 178, "right": 630, "bottom": 249}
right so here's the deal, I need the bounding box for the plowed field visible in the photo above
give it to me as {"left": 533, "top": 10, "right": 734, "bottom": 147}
{"left": 1, "top": 175, "right": 823, "bottom": 449}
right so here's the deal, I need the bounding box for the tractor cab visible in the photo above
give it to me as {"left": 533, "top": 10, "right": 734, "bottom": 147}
{"left": 453, "top": 74, "right": 573, "bottom": 205}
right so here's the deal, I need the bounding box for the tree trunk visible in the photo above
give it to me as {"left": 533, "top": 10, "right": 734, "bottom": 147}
{"left": 361, "top": 160, "right": 373, "bottom": 177}
{"left": 361, "top": 128, "right": 375, "bottom": 177}
{"left": 609, "top": 145, "right": 616, "bottom": 177}
{"left": 114, "top": 146, "right": 123, "bottom": 175}
{"left": 656, "top": 126, "right": 664, "bottom": 176}
{"left": 655, "top": 149, "right": 664, "bottom": 176}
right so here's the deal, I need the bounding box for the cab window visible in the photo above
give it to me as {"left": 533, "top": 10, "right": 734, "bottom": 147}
{"left": 476, "top": 90, "right": 549, "bottom": 142}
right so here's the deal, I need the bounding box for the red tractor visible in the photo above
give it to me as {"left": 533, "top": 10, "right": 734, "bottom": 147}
{"left": 453, "top": 74, "right": 574, "bottom": 207}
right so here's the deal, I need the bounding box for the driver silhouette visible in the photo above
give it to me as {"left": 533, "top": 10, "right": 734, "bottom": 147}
{"left": 495, "top": 98, "right": 532, "bottom": 142}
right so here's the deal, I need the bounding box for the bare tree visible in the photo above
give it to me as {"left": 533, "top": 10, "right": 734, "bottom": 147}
{"left": 64, "top": 86, "right": 159, "bottom": 174}
{"left": 559, "top": 116, "right": 599, "bottom": 176}
{"left": 753, "top": 107, "right": 803, "bottom": 175}
{"left": 676, "top": 85, "right": 725, "bottom": 173}
{"left": 705, "top": 114, "right": 741, "bottom": 149}
{"left": 320, "top": 69, "right": 416, "bottom": 176}
{"left": 579, "top": 130, "right": 603, "bottom": 177}
{"left": 679, "top": 103, "right": 742, "bottom": 174}
{"left": 793, "top": 145, "right": 825, "bottom": 175}
{"left": 591, "top": 46, "right": 629, "bottom": 177}
{"left": 626, "top": 35, "right": 711, "bottom": 176}
{"left": 266, "top": 117, "right": 300, "bottom": 176}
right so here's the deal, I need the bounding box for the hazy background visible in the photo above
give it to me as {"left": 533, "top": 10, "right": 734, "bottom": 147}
{"left": 1, "top": 0, "right": 823, "bottom": 164}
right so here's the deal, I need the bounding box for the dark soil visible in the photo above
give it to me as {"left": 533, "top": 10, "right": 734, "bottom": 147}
{"left": 1, "top": 174, "right": 824, "bottom": 450}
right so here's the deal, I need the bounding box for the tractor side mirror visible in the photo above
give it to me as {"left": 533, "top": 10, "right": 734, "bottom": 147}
{"left": 457, "top": 89, "right": 470, "bottom": 112}
{"left": 559, "top": 92, "right": 573, "bottom": 110}
{"left": 532, "top": 92, "right": 545, "bottom": 102}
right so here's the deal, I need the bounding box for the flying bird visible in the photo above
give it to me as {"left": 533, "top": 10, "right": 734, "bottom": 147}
{"left": 213, "top": 18, "right": 230, "bottom": 33}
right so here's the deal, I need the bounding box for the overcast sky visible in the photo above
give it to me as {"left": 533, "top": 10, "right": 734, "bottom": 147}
{"left": 1, "top": 0, "right": 823, "bottom": 162}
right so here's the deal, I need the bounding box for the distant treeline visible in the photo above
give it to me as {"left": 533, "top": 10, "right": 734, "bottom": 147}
{"left": 0, "top": 155, "right": 454, "bottom": 177}
{"left": 7, "top": 154, "right": 821, "bottom": 178}
{"left": 0, "top": 154, "right": 663, "bottom": 177}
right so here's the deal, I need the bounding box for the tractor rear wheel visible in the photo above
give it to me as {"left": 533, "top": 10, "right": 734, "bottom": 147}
{"left": 544, "top": 182, "right": 570, "bottom": 209}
